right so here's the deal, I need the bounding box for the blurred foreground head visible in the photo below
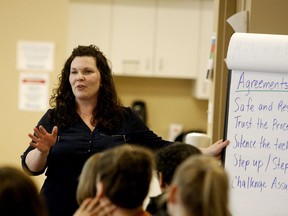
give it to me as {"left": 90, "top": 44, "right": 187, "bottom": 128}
{"left": 167, "top": 155, "right": 230, "bottom": 216}
{"left": 97, "top": 144, "right": 155, "bottom": 209}
{"left": 0, "top": 166, "right": 47, "bottom": 216}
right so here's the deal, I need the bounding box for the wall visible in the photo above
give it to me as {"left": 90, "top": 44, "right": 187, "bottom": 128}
{"left": 248, "top": 0, "right": 288, "bottom": 34}
{"left": 0, "top": 0, "right": 69, "bottom": 188}
{"left": 115, "top": 77, "right": 208, "bottom": 137}
{"left": 0, "top": 0, "right": 208, "bottom": 188}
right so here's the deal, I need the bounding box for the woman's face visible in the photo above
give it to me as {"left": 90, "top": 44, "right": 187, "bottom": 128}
{"left": 69, "top": 56, "right": 101, "bottom": 104}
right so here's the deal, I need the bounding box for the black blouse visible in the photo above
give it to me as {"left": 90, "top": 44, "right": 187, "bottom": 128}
{"left": 21, "top": 107, "right": 171, "bottom": 216}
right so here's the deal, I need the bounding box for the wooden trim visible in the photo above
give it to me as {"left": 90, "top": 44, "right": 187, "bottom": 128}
{"left": 209, "top": 0, "right": 237, "bottom": 142}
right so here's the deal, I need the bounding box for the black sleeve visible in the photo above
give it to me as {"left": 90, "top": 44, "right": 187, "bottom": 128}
{"left": 20, "top": 109, "right": 54, "bottom": 176}
{"left": 124, "top": 107, "right": 172, "bottom": 151}
{"left": 21, "top": 147, "right": 47, "bottom": 176}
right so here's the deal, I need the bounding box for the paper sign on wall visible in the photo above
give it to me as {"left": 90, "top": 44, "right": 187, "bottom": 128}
{"left": 16, "top": 41, "right": 55, "bottom": 72}
{"left": 18, "top": 73, "right": 49, "bottom": 112}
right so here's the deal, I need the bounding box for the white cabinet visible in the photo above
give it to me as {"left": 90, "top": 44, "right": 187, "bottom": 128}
{"left": 110, "top": 0, "right": 203, "bottom": 79}
{"left": 67, "top": 0, "right": 214, "bottom": 80}
{"left": 67, "top": 0, "right": 113, "bottom": 57}
{"left": 110, "top": 0, "right": 156, "bottom": 76}
{"left": 154, "top": 0, "right": 201, "bottom": 79}
{"left": 192, "top": 0, "right": 214, "bottom": 99}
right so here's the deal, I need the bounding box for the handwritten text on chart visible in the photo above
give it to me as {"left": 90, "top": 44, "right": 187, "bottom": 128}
{"left": 232, "top": 96, "right": 288, "bottom": 131}
{"left": 235, "top": 71, "right": 288, "bottom": 96}
{"left": 228, "top": 71, "right": 288, "bottom": 193}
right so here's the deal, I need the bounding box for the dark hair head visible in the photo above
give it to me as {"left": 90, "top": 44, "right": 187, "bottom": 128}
{"left": 49, "top": 45, "right": 123, "bottom": 131}
{"left": 0, "top": 166, "right": 47, "bottom": 216}
{"left": 156, "top": 142, "right": 201, "bottom": 185}
{"left": 98, "top": 144, "right": 155, "bottom": 209}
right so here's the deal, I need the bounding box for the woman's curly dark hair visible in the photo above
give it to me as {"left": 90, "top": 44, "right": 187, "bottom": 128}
{"left": 49, "top": 45, "right": 124, "bottom": 133}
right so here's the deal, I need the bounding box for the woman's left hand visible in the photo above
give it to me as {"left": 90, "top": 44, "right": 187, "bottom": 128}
{"left": 199, "top": 139, "right": 230, "bottom": 160}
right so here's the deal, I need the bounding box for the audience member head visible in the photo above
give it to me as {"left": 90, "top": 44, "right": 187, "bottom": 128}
{"left": 0, "top": 166, "right": 47, "bottom": 216}
{"left": 155, "top": 142, "right": 201, "bottom": 189}
{"left": 96, "top": 144, "right": 155, "bottom": 210}
{"left": 76, "top": 152, "right": 102, "bottom": 205}
{"left": 167, "top": 155, "right": 230, "bottom": 216}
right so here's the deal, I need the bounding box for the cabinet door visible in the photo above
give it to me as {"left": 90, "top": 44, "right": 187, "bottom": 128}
{"left": 67, "top": 0, "right": 113, "bottom": 57}
{"left": 154, "top": 0, "right": 201, "bottom": 79}
{"left": 110, "top": 0, "right": 156, "bottom": 76}
{"left": 193, "top": 0, "right": 215, "bottom": 99}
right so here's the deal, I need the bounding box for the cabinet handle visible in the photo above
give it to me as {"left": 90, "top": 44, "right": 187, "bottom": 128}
{"left": 145, "top": 59, "right": 150, "bottom": 71}
{"left": 158, "top": 58, "right": 163, "bottom": 71}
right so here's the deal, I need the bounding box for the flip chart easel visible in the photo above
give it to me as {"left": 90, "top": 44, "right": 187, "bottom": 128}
{"left": 223, "top": 33, "right": 288, "bottom": 216}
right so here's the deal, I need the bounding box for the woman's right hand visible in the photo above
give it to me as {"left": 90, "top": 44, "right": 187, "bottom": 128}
{"left": 28, "top": 125, "right": 58, "bottom": 153}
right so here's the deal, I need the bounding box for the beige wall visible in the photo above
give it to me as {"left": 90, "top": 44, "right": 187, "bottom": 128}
{"left": 115, "top": 77, "right": 208, "bottom": 137}
{"left": 0, "top": 0, "right": 70, "bottom": 187}
{"left": 0, "top": 1, "right": 208, "bottom": 188}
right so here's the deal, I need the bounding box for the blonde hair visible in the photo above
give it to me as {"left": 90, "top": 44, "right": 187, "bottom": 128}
{"left": 172, "top": 155, "right": 230, "bottom": 216}
{"left": 76, "top": 153, "right": 102, "bottom": 205}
